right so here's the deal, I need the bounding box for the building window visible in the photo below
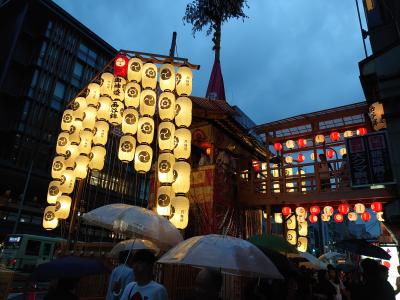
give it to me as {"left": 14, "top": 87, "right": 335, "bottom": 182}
{"left": 28, "top": 70, "right": 39, "bottom": 97}
{"left": 51, "top": 81, "right": 65, "bottom": 111}
{"left": 72, "top": 61, "right": 84, "bottom": 87}
{"left": 45, "top": 21, "right": 53, "bottom": 38}
{"left": 78, "top": 42, "right": 97, "bottom": 67}
{"left": 37, "top": 41, "right": 47, "bottom": 66}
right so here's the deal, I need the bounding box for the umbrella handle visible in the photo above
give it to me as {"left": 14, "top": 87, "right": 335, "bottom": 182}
{"left": 124, "top": 238, "right": 136, "bottom": 265}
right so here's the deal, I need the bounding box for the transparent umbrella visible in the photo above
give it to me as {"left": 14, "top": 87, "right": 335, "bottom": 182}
{"left": 110, "top": 239, "right": 160, "bottom": 256}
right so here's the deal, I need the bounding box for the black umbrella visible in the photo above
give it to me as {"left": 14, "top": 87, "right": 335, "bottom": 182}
{"left": 256, "top": 246, "right": 300, "bottom": 278}
{"left": 31, "top": 256, "right": 109, "bottom": 282}
{"left": 335, "top": 239, "right": 391, "bottom": 260}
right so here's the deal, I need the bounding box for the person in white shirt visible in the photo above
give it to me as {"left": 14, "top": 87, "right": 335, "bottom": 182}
{"left": 120, "top": 250, "right": 167, "bottom": 300}
{"left": 106, "top": 250, "right": 134, "bottom": 300}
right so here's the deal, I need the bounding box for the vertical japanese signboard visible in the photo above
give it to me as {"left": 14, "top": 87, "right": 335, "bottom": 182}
{"left": 346, "top": 132, "right": 395, "bottom": 187}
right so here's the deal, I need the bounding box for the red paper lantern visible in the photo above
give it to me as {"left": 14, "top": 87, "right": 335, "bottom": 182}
{"left": 338, "top": 204, "right": 350, "bottom": 215}
{"left": 383, "top": 261, "right": 391, "bottom": 269}
{"left": 252, "top": 160, "right": 260, "bottom": 172}
{"left": 113, "top": 54, "right": 129, "bottom": 78}
{"left": 356, "top": 127, "right": 368, "bottom": 136}
{"left": 361, "top": 211, "right": 371, "bottom": 222}
{"left": 309, "top": 215, "right": 318, "bottom": 223}
{"left": 310, "top": 206, "right": 320, "bottom": 215}
{"left": 330, "top": 132, "right": 340, "bottom": 141}
{"left": 371, "top": 202, "right": 382, "bottom": 212}
{"left": 282, "top": 206, "right": 292, "bottom": 216}
{"left": 297, "top": 139, "right": 307, "bottom": 148}
{"left": 274, "top": 143, "right": 283, "bottom": 151}
{"left": 326, "top": 149, "right": 335, "bottom": 159}
{"left": 334, "top": 213, "right": 344, "bottom": 222}
{"left": 297, "top": 154, "right": 305, "bottom": 163}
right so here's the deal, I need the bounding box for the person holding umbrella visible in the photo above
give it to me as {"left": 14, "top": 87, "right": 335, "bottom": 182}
{"left": 106, "top": 250, "right": 134, "bottom": 300}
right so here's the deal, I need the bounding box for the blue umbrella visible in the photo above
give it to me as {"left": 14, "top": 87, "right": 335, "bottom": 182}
{"left": 31, "top": 256, "right": 109, "bottom": 281}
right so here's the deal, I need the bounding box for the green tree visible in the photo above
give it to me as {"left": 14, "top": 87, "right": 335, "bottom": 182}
{"left": 183, "top": 0, "right": 248, "bottom": 62}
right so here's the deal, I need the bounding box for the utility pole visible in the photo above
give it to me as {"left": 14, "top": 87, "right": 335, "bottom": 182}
{"left": 169, "top": 32, "right": 177, "bottom": 57}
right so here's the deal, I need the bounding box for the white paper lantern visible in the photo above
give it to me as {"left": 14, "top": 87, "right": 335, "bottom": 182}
{"left": 348, "top": 212, "right": 358, "bottom": 222}
{"left": 285, "top": 156, "right": 293, "bottom": 164}
{"left": 82, "top": 106, "right": 97, "bottom": 130}
{"left": 297, "top": 214, "right": 306, "bottom": 223}
{"left": 111, "top": 76, "right": 126, "bottom": 101}
{"left": 137, "top": 117, "right": 154, "bottom": 145}
{"left": 79, "top": 129, "right": 93, "bottom": 155}
{"left": 169, "top": 196, "right": 189, "bottom": 229}
{"left": 97, "top": 96, "right": 112, "bottom": 121}
{"left": 47, "top": 181, "right": 61, "bottom": 204}
{"left": 100, "top": 72, "right": 114, "bottom": 96}
{"left": 339, "top": 148, "right": 347, "bottom": 157}
{"left": 158, "top": 122, "right": 175, "bottom": 151}
{"left": 93, "top": 121, "right": 109, "bottom": 145}
{"left": 139, "top": 89, "right": 156, "bottom": 117}
{"left": 86, "top": 83, "right": 100, "bottom": 106}
{"left": 286, "top": 230, "right": 297, "bottom": 245}
{"left": 61, "top": 109, "right": 74, "bottom": 131}
{"left": 109, "top": 100, "right": 124, "bottom": 126}
{"left": 89, "top": 146, "right": 106, "bottom": 171}
{"left": 354, "top": 203, "right": 366, "bottom": 214}
{"left": 174, "top": 128, "right": 191, "bottom": 159}
{"left": 176, "top": 66, "right": 192, "bottom": 96}
{"left": 175, "top": 97, "right": 192, "bottom": 128}
{"left": 127, "top": 57, "right": 143, "bottom": 83}
{"left": 297, "top": 237, "right": 308, "bottom": 252}
{"left": 64, "top": 143, "right": 79, "bottom": 169}
{"left": 55, "top": 195, "right": 71, "bottom": 219}
{"left": 122, "top": 108, "right": 139, "bottom": 135}
{"left": 134, "top": 144, "right": 153, "bottom": 173}
{"left": 310, "top": 153, "right": 316, "bottom": 161}
{"left": 286, "top": 214, "right": 296, "bottom": 230}
{"left": 160, "top": 63, "right": 175, "bottom": 92}
{"left": 285, "top": 140, "right": 295, "bottom": 149}
{"left": 298, "top": 221, "right": 308, "bottom": 236}
{"left": 118, "top": 135, "right": 136, "bottom": 163}
{"left": 43, "top": 206, "right": 58, "bottom": 230}
{"left": 343, "top": 130, "right": 353, "bottom": 138}
{"left": 315, "top": 134, "right": 325, "bottom": 144}
{"left": 156, "top": 185, "right": 174, "bottom": 216}
{"left": 158, "top": 153, "right": 175, "bottom": 184}
{"left": 74, "top": 155, "right": 90, "bottom": 180}
{"left": 296, "top": 207, "right": 306, "bottom": 216}
{"left": 158, "top": 92, "right": 176, "bottom": 121}
{"left": 172, "top": 161, "right": 191, "bottom": 194}
{"left": 51, "top": 156, "right": 66, "bottom": 179}
{"left": 59, "top": 169, "right": 75, "bottom": 194}
{"left": 124, "top": 81, "right": 141, "bottom": 108}
{"left": 71, "top": 97, "right": 87, "bottom": 120}
{"left": 141, "top": 63, "right": 157, "bottom": 90}
{"left": 321, "top": 214, "right": 331, "bottom": 222}
{"left": 68, "top": 118, "right": 82, "bottom": 145}
{"left": 56, "top": 132, "right": 70, "bottom": 155}
{"left": 377, "top": 212, "right": 385, "bottom": 222}
{"left": 274, "top": 213, "right": 283, "bottom": 224}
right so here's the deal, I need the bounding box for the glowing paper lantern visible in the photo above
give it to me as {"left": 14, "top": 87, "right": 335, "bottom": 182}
{"left": 326, "top": 149, "right": 335, "bottom": 159}
{"left": 315, "top": 134, "right": 325, "bottom": 144}
{"left": 309, "top": 215, "right": 318, "bottom": 223}
{"left": 338, "top": 204, "right": 350, "bottom": 215}
{"left": 282, "top": 206, "right": 292, "bottom": 216}
{"left": 158, "top": 153, "right": 175, "bottom": 184}
{"left": 297, "top": 237, "right": 308, "bottom": 252}
{"left": 286, "top": 214, "right": 296, "bottom": 230}
{"left": 122, "top": 108, "right": 139, "bottom": 135}
{"left": 127, "top": 57, "right": 143, "bottom": 83}
{"left": 371, "top": 202, "right": 382, "bottom": 212}
{"left": 310, "top": 206, "right": 320, "bottom": 215}
{"left": 59, "top": 169, "right": 75, "bottom": 194}
{"left": 310, "top": 153, "right": 316, "bottom": 161}
{"left": 134, "top": 144, "right": 153, "bottom": 173}
{"left": 47, "top": 181, "right": 61, "bottom": 204}
{"left": 64, "top": 144, "right": 79, "bottom": 169}
{"left": 357, "top": 127, "right": 368, "bottom": 136}
{"left": 286, "top": 230, "right": 297, "bottom": 246}
{"left": 97, "top": 96, "right": 112, "bottom": 121}
{"left": 61, "top": 110, "right": 74, "bottom": 131}
{"left": 93, "top": 121, "right": 109, "bottom": 146}
{"left": 348, "top": 212, "right": 358, "bottom": 222}
{"left": 330, "top": 132, "right": 340, "bottom": 141}
{"left": 297, "top": 154, "right": 305, "bottom": 163}
{"left": 43, "top": 206, "right": 58, "bottom": 230}
{"left": 274, "top": 143, "right": 282, "bottom": 151}
{"left": 176, "top": 66, "right": 192, "bottom": 96}
{"left": 344, "top": 130, "right": 353, "bottom": 138}
{"left": 51, "top": 156, "right": 66, "bottom": 179}
{"left": 124, "top": 81, "right": 141, "bottom": 108}
{"left": 156, "top": 186, "right": 173, "bottom": 216}
{"left": 82, "top": 106, "right": 97, "bottom": 130}
{"left": 334, "top": 213, "right": 344, "bottom": 223}
{"left": 296, "top": 207, "right": 306, "bottom": 216}
{"left": 139, "top": 89, "right": 156, "bottom": 117}
{"left": 321, "top": 214, "right": 330, "bottom": 222}
{"left": 174, "top": 128, "right": 191, "bottom": 159}
{"left": 172, "top": 161, "right": 191, "bottom": 194}
{"left": 74, "top": 155, "right": 90, "bottom": 180}
{"left": 286, "top": 140, "right": 295, "bottom": 149}
{"left": 298, "top": 221, "right": 308, "bottom": 236}
{"left": 354, "top": 203, "right": 365, "bottom": 214}
{"left": 297, "top": 214, "right": 307, "bottom": 223}
{"left": 169, "top": 196, "right": 189, "bottom": 229}
{"left": 285, "top": 156, "right": 293, "bottom": 164}
{"left": 111, "top": 76, "right": 126, "bottom": 101}
{"left": 109, "top": 100, "right": 124, "bottom": 126}
{"left": 68, "top": 118, "right": 82, "bottom": 145}
{"left": 89, "top": 146, "right": 106, "bottom": 171}
{"left": 158, "top": 122, "right": 175, "bottom": 151}
{"left": 79, "top": 130, "right": 93, "bottom": 155}
{"left": 86, "top": 83, "right": 100, "bottom": 106}
{"left": 369, "top": 102, "right": 387, "bottom": 131}
{"left": 175, "top": 97, "right": 192, "bottom": 127}
{"left": 113, "top": 54, "right": 129, "bottom": 78}
{"left": 158, "top": 92, "right": 176, "bottom": 121}
{"left": 297, "top": 138, "right": 307, "bottom": 148}
{"left": 118, "top": 135, "right": 136, "bottom": 163}
{"left": 56, "top": 132, "right": 70, "bottom": 155}
{"left": 100, "top": 72, "right": 114, "bottom": 96}
{"left": 377, "top": 212, "right": 385, "bottom": 222}
{"left": 55, "top": 195, "right": 71, "bottom": 219}
{"left": 361, "top": 211, "right": 371, "bottom": 222}
{"left": 160, "top": 63, "right": 175, "bottom": 92}
{"left": 339, "top": 148, "right": 347, "bottom": 156}
{"left": 142, "top": 63, "right": 157, "bottom": 90}
{"left": 323, "top": 206, "right": 334, "bottom": 216}
{"left": 274, "top": 213, "right": 283, "bottom": 224}
{"left": 137, "top": 117, "right": 154, "bottom": 145}
{"left": 71, "top": 97, "right": 87, "bottom": 120}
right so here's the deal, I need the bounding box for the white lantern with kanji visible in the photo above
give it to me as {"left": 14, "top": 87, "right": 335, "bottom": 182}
{"left": 134, "top": 144, "right": 153, "bottom": 173}
{"left": 172, "top": 161, "right": 191, "bottom": 194}
{"left": 160, "top": 63, "right": 175, "bottom": 92}
{"left": 89, "top": 146, "right": 106, "bottom": 171}
{"left": 137, "top": 117, "right": 154, "bottom": 145}
{"left": 100, "top": 72, "right": 114, "bottom": 96}
{"left": 169, "top": 196, "right": 189, "bottom": 229}
{"left": 139, "top": 89, "right": 156, "bottom": 117}
{"left": 111, "top": 76, "right": 126, "bottom": 101}
{"left": 74, "top": 155, "right": 90, "bottom": 180}
{"left": 174, "top": 128, "right": 191, "bottom": 159}
{"left": 118, "top": 135, "right": 136, "bottom": 163}
{"left": 122, "top": 108, "right": 139, "bottom": 135}
{"left": 97, "top": 96, "right": 112, "bottom": 121}
{"left": 176, "top": 66, "right": 192, "bottom": 96}
{"left": 175, "top": 97, "right": 192, "bottom": 127}
{"left": 109, "top": 100, "right": 124, "bottom": 126}
{"left": 158, "top": 122, "right": 175, "bottom": 151}
{"left": 79, "top": 130, "right": 93, "bottom": 155}
{"left": 93, "top": 121, "right": 109, "bottom": 146}
{"left": 124, "top": 81, "right": 141, "bottom": 108}
{"left": 59, "top": 169, "right": 76, "bottom": 194}
{"left": 82, "top": 105, "right": 97, "bottom": 130}
{"left": 86, "top": 83, "right": 100, "bottom": 106}
{"left": 158, "top": 92, "right": 176, "bottom": 121}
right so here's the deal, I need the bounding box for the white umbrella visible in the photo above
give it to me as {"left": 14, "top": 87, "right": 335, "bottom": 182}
{"left": 319, "top": 252, "right": 346, "bottom": 264}
{"left": 288, "top": 252, "right": 328, "bottom": 270}
{"left": 110, "top": 239, "right": 160, "bottom": 256}
{"left": 158, "top": 234, "right": 283, "bottom": 279}
{"left": 82, "top": 204, "right": 183, "bottom": 249}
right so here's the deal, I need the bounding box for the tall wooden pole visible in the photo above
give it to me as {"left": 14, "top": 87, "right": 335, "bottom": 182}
{"left": 169, "top": 32, "right": 177, "bottom": 57}
{"left": 67, "top": 179, "right": 85, "bottom": 250}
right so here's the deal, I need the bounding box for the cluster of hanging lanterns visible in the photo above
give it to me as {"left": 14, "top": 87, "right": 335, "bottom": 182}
{"left": 284, "top": 208, "right": 308, "bottom": 253}
{"left": 44, "top": 53, "right": 194, "bottom": 231}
